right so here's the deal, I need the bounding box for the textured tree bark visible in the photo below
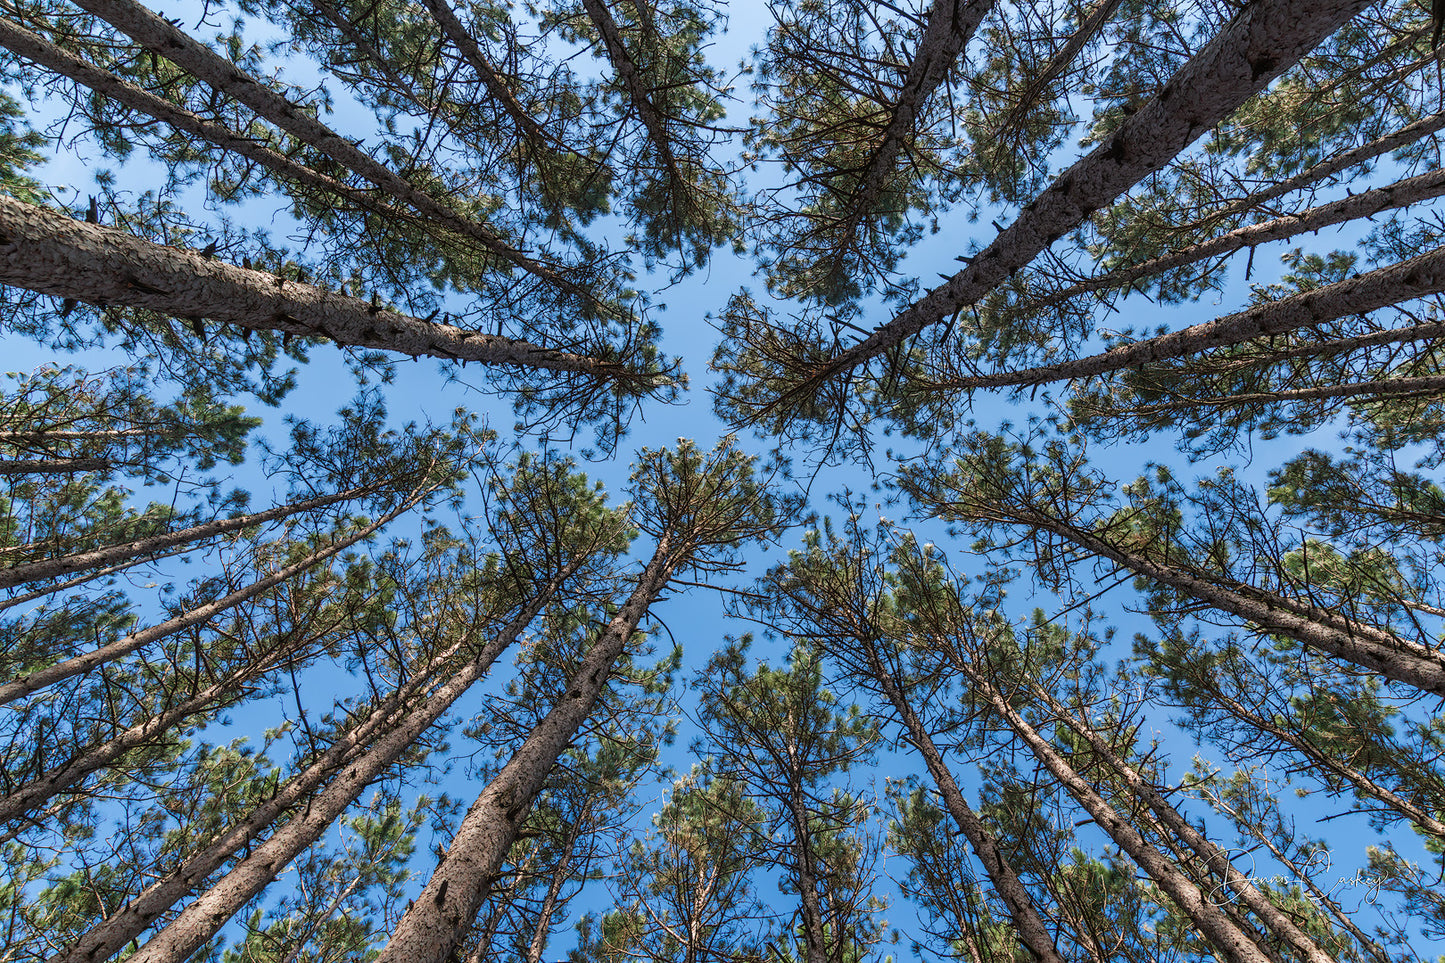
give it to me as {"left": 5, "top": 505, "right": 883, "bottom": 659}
{"left": 0, "top": 457, "right": 110, "bottom": 475}
{"left": 0, "top": 551, "right": 191, "bottom": 614}
{"left": 375, "top": 537, "right": 682, "bottom": 963}
{"left": 1031, "top": 685, "right": 1335, "bottom": 963}
{"left": 0, "top": 195, "right": 655, "bottom": 388}
{"left": 868, "top": 658, "right": 1065, "bottom": 963}
{"left": 69, "top": 0, "right": 598, "bottom": 303}
{"left": 784, "top": 778, "right": 830, "bottom": 963}
{"left": 1087, "top": 373, "right": 1445, "bottom": 420}
{"left": 577, "top": 0, "right": 683, "bottom": 185}
{"left": 1034, "top": 166, "right": 1445, "bottom": 311}
{"left": 0, "top": 488, "right": 428, "bottom": 706}
{"left": 0, "top": 482, "right": 376, "bottom": 590}
{"left": 522, "top": 816, "right": 585, "bottom": 963}
{"left": 920, "top": 242, "right": 1445, "bottom": 392}
{"left": 1205, "top": 109, "right": 1445, "bottom": 225}
{"left": 973, "top": 683, "right": 1275, "bottom": 963}
{"left": 803, "top": 0, "right": 1374, "bottom": 384}
{"left": 988, "top": 0, "right": 1122, "bottom": 139}
{"left": 110, "top": 568, "right": 571, "bottom": 963}
{"left": 414, "top": 0, "right": 558, "bottom": 155}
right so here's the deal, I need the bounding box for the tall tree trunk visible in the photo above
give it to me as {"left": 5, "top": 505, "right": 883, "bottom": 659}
{"left": 0, "top": 457, "right": 110, "bottom": 475}
{"left": 68, "top": 0, "right": 599, "bottom": 306}
{"left": 971, "top": 679, "right": 1275, "bottom": 963}
{"left": 866, "top": 653, "right": 1065, "bottom": 963}
{"left": 914, "top": 241, "right": 1445, "bottom": 393}
{"left": 0, "top": 481, "right": 378, "bottom": 590}
{"left": 0, "top": 16, "right": 465, "bottom": 251}
{"left": 96, "top": 562, "right": 573, "bottom": 963}
{"left": 1203, "top": 109, "right": 1445, "bottom": 226}
{"left": 799, "top": 0, "right": 1373, "bottom": 386}
{"left": 1178, "top": 671, "right": 1445, "bottom": 839}
{"left": 0, "top": 486, "right": 430, "bottom": 706}
{"left": 49, "top": 627, "right": 468, "bottom": 963}
{"left": 984, "top": 503, "right": 1445, "bottom": 694}
{"left": 412, "top": 0, "right": 560, "bottom": 157}
{"left": 0, "top": 195, "right": 655, "bottom": 389}
{"left": 1033, "top": 165, "right": 1445, "bottom": 312}
{"left": 374, "top": 536, "right": 685, "bottom": 963}
{"left": 783, "top": 780, "right": 830, "bottom": 963}
{"left": 818, "top": 0, "right": 994, "bottom": 288}
{"left": 1030, "top": 684, "right": 1335, "bottom": 963}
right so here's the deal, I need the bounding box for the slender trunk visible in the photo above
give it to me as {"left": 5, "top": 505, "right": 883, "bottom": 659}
{"left": 0, "top": 457, "right": 110, "bottom": 475}
{"left": 107, "top": 574, "right": 564, "bottom": 963}
{"left": 803, "top": 0, "right": 1372, "bottom": 384}
{"left": 0, "top": 16, "right": 455, "bottom": 250}
{"left": 1037, "top": 165, "right": 1445, "bottom": 312}
{"left": 1204, "top": 110, "right": 1445, "bottom": 226}
{"left": 275, "top": 873, "right": 365, "bottom": 963}
{"left": 1185, "top": 676, "right": 1445, "bottom": 839}
{"left": 0, "top": 481, "right": 376, "bottom": 590}
{"left": 917, "top": 242, "right": 1445, "bottom": 393}
{"left": 374, "top": 537, "right": 683, "bottom": 963}
{"left": 820, "top": 0, "right": 994, "bottom": 284}
{"left": 0, "top": 487, "right": 429, "bottom": 706}
{"left": 49, "top": 625, "right": 472, "bottom": 963}
{"left": 970, "top": 679, "right": 1274, "bottom": 963}
{"left": 0, "top": 621, "right": 319, "bottom": 828}
{"left": 785, "top": 783, "right": 830, "bottom": 963}
{"left": 70, "top": 0, "right": 599, "bottom": 305}
{"left": 522, "top": 816, "right": 585, "bottom": 963}
{"left": 0, "top": 428, "right": 149, "bottom": 443}
{"left": 577, "top": 0, "right": 684, "bottom": 190}
{"left": 413, "top": 0, "right": 559, "bottom": 157}
{"left": 0, "top": 549, "right": 192, "bottom": 614}
{"left": 1084, "top": 372, "right": 1445, "bottom": 418}
{"left": 1032, "top": 686, "right": 1334, "bottom": 963}
{"left": 867, "top": 654, "right": 1065, "bottom": 963}
{"left": 1204, "top": 791, "right": 1395, "bottom": 963}
{"left": 990, "top": 0, "right": 1122, "bottom": 139}
{"left": 0, "top": 195, "right": 656, "bottom": 389}
{"left": 990, "top": 504, "right": 1445, "bottom": 694}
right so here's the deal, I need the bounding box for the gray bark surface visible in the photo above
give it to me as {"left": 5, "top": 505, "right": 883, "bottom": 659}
{"left": 115, "top": 575, "right": 566, "bottom": 963}
{"left": 921, "top": 242, "right": 1445, "bottom": 392}
{"left": 0, "top": 195, "right": 654, "bottom": 388}
{"left": 1037, "top": 166, "right": 1445, "bottom": 311}
{"left": 801, "top": 0, "right": 1373, "bottom": 388}
{"left": 1006, "top": 508, "right": 1445, "bottom": 695}
{"left": 0, "top": 16, "right": 452, "bottom": 244}
{"left": 976, "top": 684, "right": 1274, "bottom": 963}
{"left": 50, "top": 637, "right": 460, "bottom": 963}
{"left": 819, "top": 0, "right": 994, "bottom": 281}
{"left": 0, "top": 625, "right": 316, "bottom": 828}
{"left": 1032, "top": 686, "right": 1334, "bottom": 963}
{"left": 871, "top": 660, "right": 1064, "bottom": 963}
{"left": 375, "top": 538, "right": 682, "bottom": 963}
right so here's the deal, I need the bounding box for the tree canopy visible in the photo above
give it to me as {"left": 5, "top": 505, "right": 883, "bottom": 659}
{"left": 3, "top": 0, "right": 1445, "bottom": 960}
